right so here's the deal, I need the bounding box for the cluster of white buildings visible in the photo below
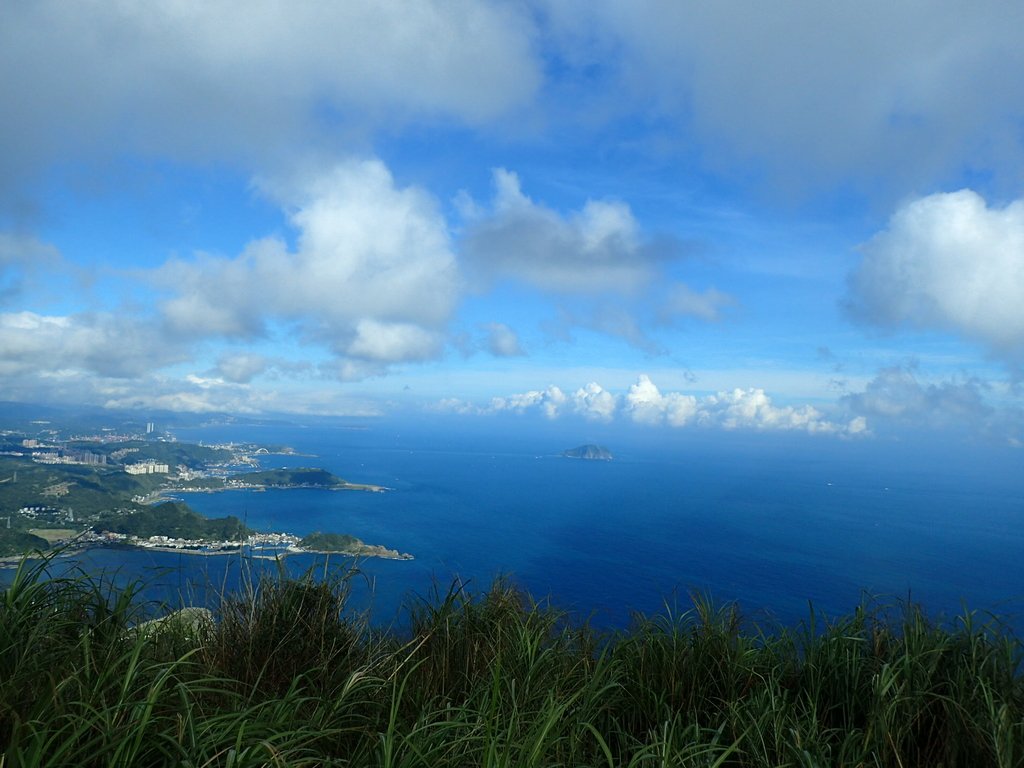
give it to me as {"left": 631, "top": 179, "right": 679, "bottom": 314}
{"left": 31, "top": 449, "right": 108, "bottom": 466}
{"left": 125, "top": 461, "right": 171, "bottom": 475}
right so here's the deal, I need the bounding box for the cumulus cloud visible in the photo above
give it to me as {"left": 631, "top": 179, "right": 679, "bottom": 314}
{"left": 346, "top": 320, "right": 444, "bottom": 364}
{"left": 0, "top": 311, "right": 184, "bottom": 379}
{"left": 572, "top": 382, "right": 618, "bottom": 422}
{"left": 0, "top": 370, "right": 257, "bottom": 416}
{"left": 483, "top": 322, "right": 525, "bottom": 357}
{"left": 568, "top": 1, "right": 1024, "bottom": 192}
{"left": 0, "top": 0, "right": 541, "bottom": 201}
{"left": 0, "top": 349, "right": 385, "bottom": 416}
{"left": 847, "top": 190, "right": 1024, "bottom": 363}
{"left": 158, "top": 159, "right": 457, "bottom": 371}
{"left": 462, "top": 169, "right": 675, "bottom": 293}
{"left": 466, "top": 374, "right": 863, "bottom": 435}
{"left": 625, "top": 374, "right": 699, "bottom": 426}
{"left": 491, "top": 385, "right": 568, "bottom": 420}
{"left": 625, "top": 376, "right": 864, "bottom": 434}
{"left": 837, "top": 365, "right": 1024, "bottom": 444}
{"left": 213, "top": 353, "right": 270, "bottom": 384}
{"left": 97, "top": 375, "right": 325, "bottom": 416}
{"left": 704, "top": 387, "right": 856, "bottom": 434}
{"left": 444, "top": 382, "right": 616, "bottom": 421}
{"left": 842, "top": 366, "right": 994, "bottom": 430}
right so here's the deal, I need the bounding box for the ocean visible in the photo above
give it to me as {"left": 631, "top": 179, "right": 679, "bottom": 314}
{"left": 9, "top": 417, "right": 1024, "bottom": 632}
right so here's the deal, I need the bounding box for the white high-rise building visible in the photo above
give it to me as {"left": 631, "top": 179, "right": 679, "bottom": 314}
{"left": 125, "top": 461, "right": 170, "bottom": 475}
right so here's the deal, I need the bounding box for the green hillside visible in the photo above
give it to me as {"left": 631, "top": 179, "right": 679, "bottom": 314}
{"left": 95, "top": 502, "right": 250, "bottom": 540}
{"left": 299, "top": 531, "right": 361, "bottom": 551}
{"left": 0, "top": 530, "right": 49, "bottom": 557}
{"left": 234, "top": 467, "right": 347, "bottom": 487}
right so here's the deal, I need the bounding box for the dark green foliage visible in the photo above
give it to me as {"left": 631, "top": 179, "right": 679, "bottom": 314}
{"left": 0, "top": 439, "right": 233, "bottom": 532}
{"left": 299, "top": 531, "right": 361, "bottom": 551}
{"left": 0, "top": 455, "right": 151, "bottom": 521}
{"left": 0, "top": 530, "right": 49, "bottom": 557}
{"left": 2, "top": 553, "right": 1023, "bottom": 767}
{"left": 71, "top": 439, "right": 234, "bottom": 468}
{"left": 235, "top": 467, "right": 347, "bottom": 487}
{"left": 95, "top": 501, "right": 250, "bottom": 540}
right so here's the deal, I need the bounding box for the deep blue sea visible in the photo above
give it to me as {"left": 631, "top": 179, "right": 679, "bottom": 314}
{"left": 9, "top": 417, "right": 1024, "bottom": 632}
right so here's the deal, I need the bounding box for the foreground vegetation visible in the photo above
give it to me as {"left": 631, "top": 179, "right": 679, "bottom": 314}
{"left": 2, "top": 555, "right": 1022, "bottom": 767}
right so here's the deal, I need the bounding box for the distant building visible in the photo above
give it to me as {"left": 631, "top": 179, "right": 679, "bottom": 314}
{"left": 125, "top": 461, "right": 170, "bottom": 475}
{"left": 146, "top": 422, "right": 155, "bottom": 434}
{"left": 31, "top": 448, "right": 106, "bottom": 466}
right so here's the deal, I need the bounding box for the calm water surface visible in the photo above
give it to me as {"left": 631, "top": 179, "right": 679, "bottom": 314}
{"left": 9, "top": 420, "right": 1024, "bottom": 631}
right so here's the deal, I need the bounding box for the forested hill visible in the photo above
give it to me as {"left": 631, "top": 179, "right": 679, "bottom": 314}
{"left": 232, "top": 468, "right": 347, "bottom": 488}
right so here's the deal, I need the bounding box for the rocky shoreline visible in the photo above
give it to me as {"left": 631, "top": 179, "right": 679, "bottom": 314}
{"left": 1, "top": 530, "right": 414, "bottom": 567}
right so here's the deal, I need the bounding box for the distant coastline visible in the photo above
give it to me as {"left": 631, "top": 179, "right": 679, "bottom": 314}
{"left": 1, "top": 432, "right": 406, "bottom": 563}
{"left": 1, "top": 530, "right": 414, "bottom": 567}
{"left": 152, "top": 479, "right": 390, "bottom": 504}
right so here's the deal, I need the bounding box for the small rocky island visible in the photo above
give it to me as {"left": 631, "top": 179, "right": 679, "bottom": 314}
{"left": 562, "top": 444, "right": 613, "bottom": 461}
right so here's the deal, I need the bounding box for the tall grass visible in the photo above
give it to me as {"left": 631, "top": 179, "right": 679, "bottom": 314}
{"left": 1, "top": 552, "right": 1022, "bottom": 766}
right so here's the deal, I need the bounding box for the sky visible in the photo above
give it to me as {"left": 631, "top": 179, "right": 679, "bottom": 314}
{"left": 2, "top": 1, "right": 1024, "bottom": 445}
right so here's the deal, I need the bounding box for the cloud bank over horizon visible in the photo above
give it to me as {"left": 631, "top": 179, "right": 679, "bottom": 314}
{"left": 437, "top": 374, "right": 869, "bottom": 437}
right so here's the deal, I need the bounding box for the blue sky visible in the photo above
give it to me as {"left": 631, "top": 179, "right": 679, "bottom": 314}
{"left": 1, "top": 1, "right": 1023, "bottom": 444}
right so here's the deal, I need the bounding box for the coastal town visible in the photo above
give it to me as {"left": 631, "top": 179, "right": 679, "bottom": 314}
{"left": 0, "top": 413, "right": 410, "bottom": 561}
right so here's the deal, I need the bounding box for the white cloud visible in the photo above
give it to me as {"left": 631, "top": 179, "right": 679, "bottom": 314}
{"left": 573, "top": 382, "right": 617, "bottom": 422}
{"left": 625, "top": 374, "right": 699, "bottom": 426}
{"left": 159, "top": 159, "right": 458, "bottom": 372}
{"left": 483, "top": 322, "right": 525, "bottom": 357}
{"left": 843, "top": 365, "right": 994, "bottom": 430}
{"left": 0, "top": 311, "right": 276, "bottom": 412}
{"left": 462, "top": 169, "right": 672, "bottom": 293}
{"left": 848, "top": 190, "right": 1024, "bottom": 362}
{"left": 0, "top": 357, "right": 386, "bottom": 417}
{"left": 96, "top": 375, "right": 276, "bottom": 415}
{"left": 0, "top": 311, "right": 183, "bottom": 379}
{"left": 703, "top": 387, "right": 839, "bottom": 434}
{"left": 346, "top": 320, "right": 443, "bottom": 364}
{"left": 0, "top": 0, "right": 541, "bottom": 200}
{"left": 475, "top": 373, "right": 859, "bottom": 435}
{"left": 490, "top": 385, "right": 568, "bottom": 420}
{"left": 446, "top": 381, "right": 615, "bottom": 421}
{"left": 213, "top": 353, "right": 270, "bottom": 384}
{"left": 569, "top": 1, "right": 1024, "bottom": 192}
